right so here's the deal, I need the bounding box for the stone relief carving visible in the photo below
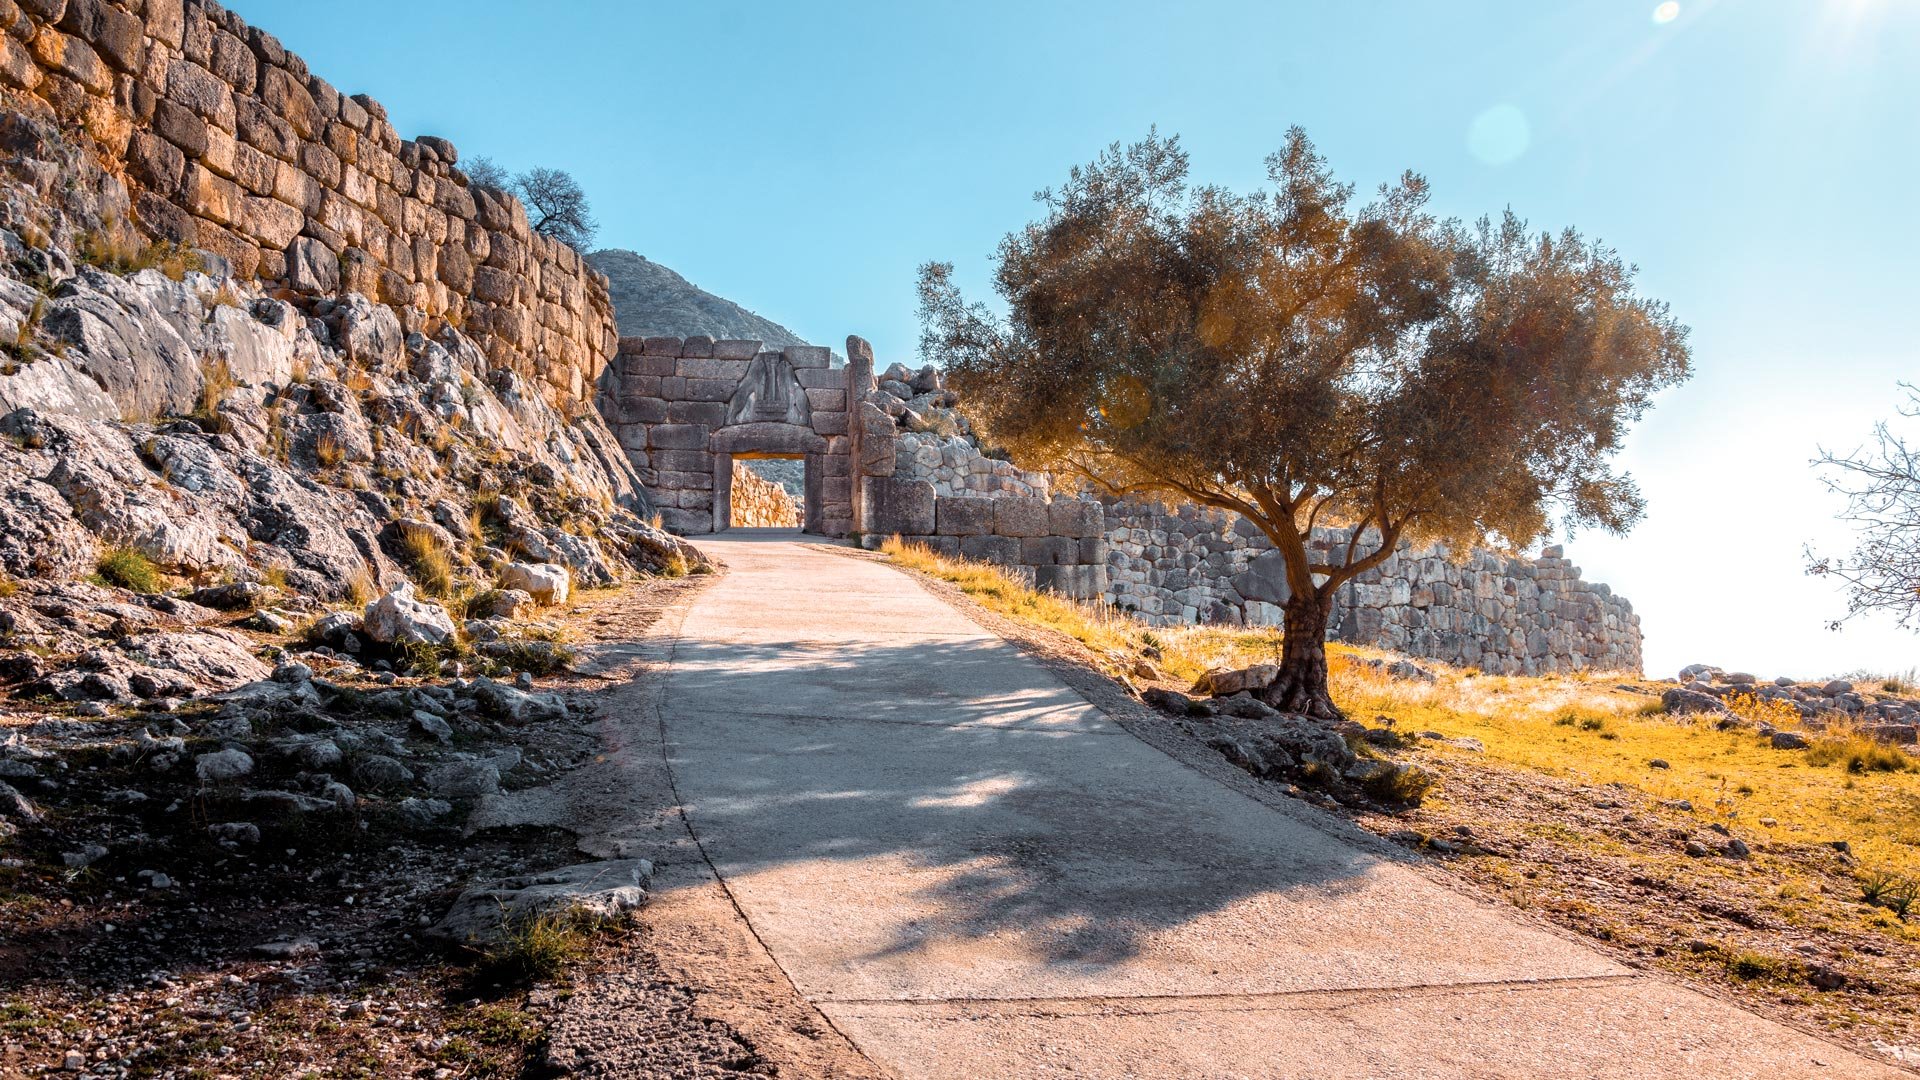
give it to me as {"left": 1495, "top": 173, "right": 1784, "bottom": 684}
{"left": 725, "top": 352, "right": 813, "bottom": 428}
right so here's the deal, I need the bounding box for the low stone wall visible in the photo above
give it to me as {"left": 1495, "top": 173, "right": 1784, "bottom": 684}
{"left": 1104, "top": 500, "right": 1641, "bottom": 675}
{"left": 730, "top": 459, "right": 799, "bottom": 528}
{"left": 0, "top": 0, "right": 614, "bottom": 409}
{"left": 866, "top": 482, "right": 1108, "bottom": 599}
{"left": 894, "top": 431, "right": 1050, "bottom": 498}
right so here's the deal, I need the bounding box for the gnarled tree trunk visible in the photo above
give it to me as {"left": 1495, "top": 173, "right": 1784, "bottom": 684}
{"left": 1263, "top": 591, "right": 1342, "bottom": 720}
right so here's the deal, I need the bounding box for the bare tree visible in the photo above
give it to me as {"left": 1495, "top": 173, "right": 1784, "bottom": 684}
{"left": 1809, "top": 386, "right": 1920, "bottom": 629}
{"left": 514, "top": 167, "right": 597, "bottom": 250}
{"left": 919, "top": 129, "right": 1690, "bottom": 718}
{"left": 464, "top": 155, "right": 510, "bottom": 192}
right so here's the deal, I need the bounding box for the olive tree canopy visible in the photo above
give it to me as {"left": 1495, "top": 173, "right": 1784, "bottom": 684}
{"left": 918, "top": 129, "right": 1690, "bottom": 717}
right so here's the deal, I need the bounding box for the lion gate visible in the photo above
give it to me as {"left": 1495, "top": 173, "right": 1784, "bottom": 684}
{"left": 600, "top": 333, "right": 894, "bottom": 538}
{"left": 598, "top": 332, "right": 1109, "bottom": 599}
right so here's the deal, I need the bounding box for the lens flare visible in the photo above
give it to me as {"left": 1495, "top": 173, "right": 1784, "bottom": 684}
{"left": 1467, "top": 105, "right": 1531, "bottom": 167}
{"left": 1652, "top": 2, "right": 1680, "bottom": 24}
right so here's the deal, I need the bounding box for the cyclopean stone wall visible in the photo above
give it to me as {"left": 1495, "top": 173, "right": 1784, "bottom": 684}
{"left": 1103, "top": 499, "right": 1642, "bottom": 675}
{"left": 894, "top": 431, "right": 1050, "bottom": 498}
{"left": 0, "top": 0, "right": 614, "bottom": 410}
{"left": 728, "top": 459, "right": 799, "bottom": 528}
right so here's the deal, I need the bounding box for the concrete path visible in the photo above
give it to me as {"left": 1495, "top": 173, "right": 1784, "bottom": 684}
{"left": 660, "top": 532, "right": 1906, "bottom": 1079}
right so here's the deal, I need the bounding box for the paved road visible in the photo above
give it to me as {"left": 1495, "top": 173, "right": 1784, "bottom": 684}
{"left": 661, "top": 532, "right": 1905, "bottom": 1079}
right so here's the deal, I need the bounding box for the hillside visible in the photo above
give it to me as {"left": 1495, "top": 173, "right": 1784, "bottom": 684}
{"left": 586, "top": 248, "right": 815, "bottom": 350}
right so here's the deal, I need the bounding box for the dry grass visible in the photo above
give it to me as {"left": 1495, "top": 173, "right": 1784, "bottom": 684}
{"left": 190, "top": 358, "right": 235, "bottom": 433}
{"left": 883, "top": 537, "right": 1292, "bottom": 686}
{"left": 92, "top": 547, "right": 162, "bottom": 593}
{"left": 401, "top": 531, "right": 455, "bottom": 598}
{"left": 313, "top": 430, "right": 345, "bottom": 469}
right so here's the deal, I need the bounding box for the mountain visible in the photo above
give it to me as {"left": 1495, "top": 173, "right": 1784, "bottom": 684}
{"left": 586, "top": 248, "right": 815, "bottom": 351}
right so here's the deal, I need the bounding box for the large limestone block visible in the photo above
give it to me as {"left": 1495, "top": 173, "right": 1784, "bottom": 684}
{"left": 960, "top": 534, "right": 1021, "bottom": 565}
{"left": 871, "top": 478, "right": 935, "bottom": 537}
{"left": 935, "top": 495, "right": 994, "bottom": 536}
{"left": 993, "top": 496, "right": 1050, "bottom": 538}
{"left": 1048, "top": 498, "right": 1104, "bottom": 539}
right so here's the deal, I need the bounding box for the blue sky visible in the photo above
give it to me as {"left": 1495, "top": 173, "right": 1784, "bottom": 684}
{"left": 228, "top": 0, "right": 1919, "bottom": 678}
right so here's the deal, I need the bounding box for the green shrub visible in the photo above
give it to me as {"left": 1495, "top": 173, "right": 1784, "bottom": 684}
{"left": 93, "top": 547, "right": 161, "bottom": 593}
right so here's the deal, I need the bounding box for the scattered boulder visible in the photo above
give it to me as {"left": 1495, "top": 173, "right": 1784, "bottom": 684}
{"left": 1661, "top": 688, "right": 1730, "bottom": 717}
{"left": 352, "top": 754, "right": 414, "bottom": 789}
{"left": 193, "top": 748, "right": 254, "bottom": 783}
{"left": 1770, "top": 730, "right": 1811, "bottom": 750}
{"left": 362, "top": 583, "right": 456, "bottom": 646}
{"left": 1191, "top": 665, "right": 1277, "bottom": 698}
{"left": 426, "top": 859, "right": 652, "bottom": 948}
{"left": 499, "top": 561, "right": 570, "bottom": 606}
{"left": 423, "top": 760, "right": 501, "bottom": 799}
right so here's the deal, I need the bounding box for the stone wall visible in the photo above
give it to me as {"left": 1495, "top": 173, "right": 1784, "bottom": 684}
{"left": 729, "top": 459, "right": 799, "bottom": 528}
{"left": 1103, "top": 500, "right": 1641, "bottom": 675}
{"left": 894, "top": 431, "right": 1050, "bottom": 498}
{"left": 864, "top": 483, "right": 1108, "bottom": 599}
{"left": 0, "top": 0, "right": 614, "bottom": 409}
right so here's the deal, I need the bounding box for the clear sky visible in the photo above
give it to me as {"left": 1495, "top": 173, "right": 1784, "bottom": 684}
{"left": 228, "top": 0, "right": 1918, "bottom": 679}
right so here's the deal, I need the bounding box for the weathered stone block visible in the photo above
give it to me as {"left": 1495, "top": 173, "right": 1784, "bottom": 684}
{"left": 783, "top": 345, "right": 832, "bottom": 369}
{"left": 993, "top": 497, "right": 1050, "bottom": 539}
{"left": 657, "top": 507, "right": 711, "bottom": 535}
{"left": 676, "top": 357, "right": 749, "bottom": 382}
{"left": 1021, "top": 536, "right": 1076, "bottom": 566}
{"left": 1048, "top": 498, "right": 1104, "bottom": 539}
{"left": 712, "top": 339, "right": 762, "bottom": 360}
{"left": 936, "top": 496, "right": 994, "bottom": 537}
{"left": 619, "top": 397, "right": 668, "bottom": 425}
{"left": 796, "top": 367, "right": 844, "bottom": 389}
{"left": 667, "top": 400, "right": 727, "bottom": 426}
{"left": 642, "top": 335, "right": 683, "bottom": 356}
{"left": 656, "top": 469, "right": 714, "bottom": 492}
{"left": 899, "top": 534, "right": 959, "bottom": 556}
{"left": 871, "top": 478, "right": 935, "bottom": 537}
{"left": 814, "top": 412, "right": 849, "bottom": 436}
{"left": 960, "top": 534, "right": 1021, "bottom": 565}
{"left": 653, "top": 449, "right": 712, "bottom": 473}
{"left": 1078, "top": 537, "right": 1109, "bottom": 565}
{"left": 805, "top": 388, "right": 846, "bottom": 412}
{"left": 624, "top": 353, "right": 675, "bottom": 377}
{"left": 686, "top": 378, "right": 735, "bottom": 402}
{"left": 648, "top": 424, "right": 708, "bottom": 450}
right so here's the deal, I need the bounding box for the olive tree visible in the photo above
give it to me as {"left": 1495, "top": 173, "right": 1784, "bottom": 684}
{"left": 918, "top": 129, "right": 1690, "bottom": 718}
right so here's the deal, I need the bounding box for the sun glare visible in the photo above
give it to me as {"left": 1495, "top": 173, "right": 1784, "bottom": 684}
{"left": 1652, "top": 2, "right": 1681, "bottom": 23}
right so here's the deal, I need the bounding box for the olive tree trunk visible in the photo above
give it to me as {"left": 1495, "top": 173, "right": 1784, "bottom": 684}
{"left": 1262, "top": 591, "right": 1341, "bottom": 720}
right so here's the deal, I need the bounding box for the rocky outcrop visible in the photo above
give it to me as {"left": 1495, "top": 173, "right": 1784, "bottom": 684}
{"left": 586, "top": 248, "right": 810, "bottom": 351}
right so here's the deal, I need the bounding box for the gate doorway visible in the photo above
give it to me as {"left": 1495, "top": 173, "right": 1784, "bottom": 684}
{"left": 713, "top": 451, "right": 820, "bottom": 533}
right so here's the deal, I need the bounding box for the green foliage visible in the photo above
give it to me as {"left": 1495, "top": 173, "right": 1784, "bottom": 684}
{"left": 1858, "top": 870, "right": 1917, "bottom": 918}
{"left": 918, "top": 128, "right": 1690, "bottom": 715}
{"left": 92, "top": 547, "right": 161, "bottom": 593}
{"left": 476, "top": 912, "right": 592, "bottom": 985}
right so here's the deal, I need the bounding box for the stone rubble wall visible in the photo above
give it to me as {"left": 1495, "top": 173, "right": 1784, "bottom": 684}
{"left": 893, "top": 431, "right": 1050, "bottom": 498}
{"left": 1103, "top": 500, "right": 1642, "bottom": 675}
{"left": 0, "top": 0, "right": 615, "bottom": 410}
{"left": 729, "top": 459, "right": 799, "bottom": 528}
